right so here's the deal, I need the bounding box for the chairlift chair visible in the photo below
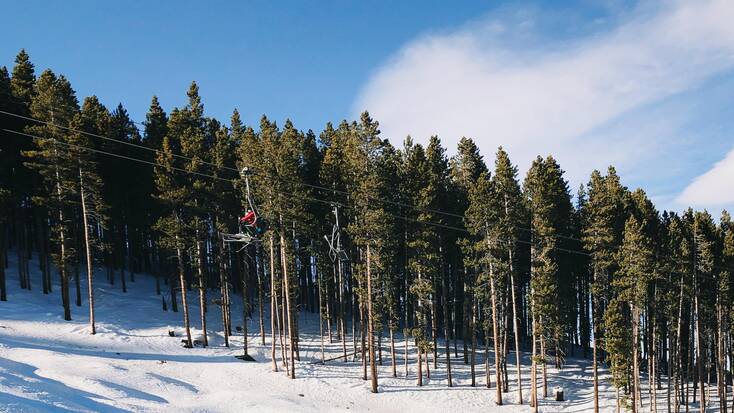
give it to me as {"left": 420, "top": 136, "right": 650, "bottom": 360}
{"left": 221, "top": 167, "right": 262, "bottom": 248}
{"left": 325, "top": 203, "right": 349, "bottom": 262}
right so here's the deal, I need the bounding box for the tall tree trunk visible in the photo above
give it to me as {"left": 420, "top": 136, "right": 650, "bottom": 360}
{"left": 366, "top": 244, "right": 378, "bottom": 393}
{"left": 431, "top": 292, "right": 438, "bottom": 371}
{"left": 470, "top": 298, "right": 477, "bottom": 387}
{"left": 319, "top": 262, "right": 325, "bottom": 364}
{"left": 632, "top": 304, "right": 641, "bottom": 413}
{"left": 279, "top": 229, "right": 295, "bottom": 379}
{"left": 405, "top": 322, "right": 410, "bottom": 377}
{"left": 35, "top": 214, "right": 46, "bottom": 295}
{"left": 417, "top": 339, "right": 423, "bottom": 386}
{"left": 540, "top": 317, "right": 547, "bottom": 399}
{"left": 352, "top": 270, "right": 358, "bottom": 363}
{"left": 58, "top": 223, "right": 69, "bottom": 318}
{"left": 176, "top": 233, "right": 192, "bottom": 348}
{"left": 219, "top": 244, "right": 230, "bottom": 348}
{"left": 717, "top": 298, "right": 728, "bottom": 413}
{"left": 651, "top": 299, "right": 657, "bottom": 413}
{"left": 44, "top": 224, "right": 52, "bottom": 294}
{"left": 508, "top": 247, "right": 522, "bottom": 404}
{"left": 485, "top": 321, "right": 491, "bottom": 389}
{"left": 74, "top": 259, "right": 81, "bottom": 306}
{"left": 257, "top": 246, "right": 266, "bottom": 345}
{"left": 425, "top": 344, "right": 431, "bottom": 380}
{"left": 0, "top": 221, "right": 6, "bottom": 301}
{"left": 361, "top": 294, "right": 367, "bottom": 381}
{"left": 269, "top": 235, "right": 278, "bottom": 372}
{"left": 675, "top": 272, "right": 685, "bottom": 413}
{"left": 36, "top": 211, "right": 48, "bottom": 295}
{"left": 55, "top": 148, "right": 71, "bottom": 321}
{"left": 169, "top": 262, "right": 178, "bottom": 313}
{"left": 338, "top": 258, "right": 347, "bottom": 361}
{"left": 502, "top": 286, "right": 510, "bottom": 393}
{"left": 463, "top": 271, "right": 470, "bottom": 365}
{"left": 694, "top": 292, "right": 705, "bottom": 412}
{"left": 488, "top": 256, "right": 503, "bottom": 405}
{"left": 442, "top": 252, "right": 453, "bottom": 387}
{"left": 531, "top": 312, "right": 538, "bottom": 413}
{"left": 390, "top": 326, "right": 397, "bottom": 378}
{"left": 592, "top": 264, "right": 603, "bottom": 413}
{"left": 196, "top": 236, "right": 208, "bottom": 347}
{"left": 668, "top": 333, "right": 673, "bottom": 413}
{"left": 241, "top": 250, "right": 249, "bottom": 356}
{"left": 16, "top": 211, "right": 27, "bottom": 290}
{"left": 79, "top": 171, "right": 95, "bottom": 334}
{"left": 119, "top": 234, "right": 127, "bottom": 293}
{"left": 280, "top": 258, "right": 289, "bottom": 373}
{"left": 593, "top": 319, "right": 600, "bottom": 413}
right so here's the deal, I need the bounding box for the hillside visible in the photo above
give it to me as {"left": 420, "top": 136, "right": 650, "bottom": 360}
{"left": 0, "top": 253, "right": 637, "bottom": 413}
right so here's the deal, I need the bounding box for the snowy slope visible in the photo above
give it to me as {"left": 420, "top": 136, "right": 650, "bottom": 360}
{"left": 0, "top": 252, "right": 708, "bottom": 412}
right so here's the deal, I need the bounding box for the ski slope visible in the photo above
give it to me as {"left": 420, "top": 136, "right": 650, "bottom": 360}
{"left": 0, "top": 251, "right": 708, "bottom": 412}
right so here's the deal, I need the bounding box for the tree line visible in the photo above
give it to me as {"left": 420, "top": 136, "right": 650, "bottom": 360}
{"left": 1, "top": 49, "right": 733, "bottom": 413}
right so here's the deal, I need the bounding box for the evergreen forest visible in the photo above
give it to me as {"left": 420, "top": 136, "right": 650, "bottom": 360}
{"left": 1, "top": 49, "right": 733, "bottom": 413}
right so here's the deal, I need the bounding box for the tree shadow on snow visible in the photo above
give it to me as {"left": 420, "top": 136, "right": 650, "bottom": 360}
{"left": 146, "top": 373, "right": 199, "bottom": 394}
{"left": 0, "top": 335, "right": 237, "bottom": 364}
{"left": 0, "top": 356, "right": 130, "bottom": 412}
{"left": 94, "top": 379, "right": 168, "bottom": 404}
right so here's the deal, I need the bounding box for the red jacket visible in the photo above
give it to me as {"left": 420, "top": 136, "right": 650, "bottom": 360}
{"left": 240, "top": 210, "right": 256, "bottom": 225}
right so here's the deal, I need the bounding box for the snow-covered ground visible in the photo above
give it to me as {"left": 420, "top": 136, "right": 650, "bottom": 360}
{"left": 0, "top": 252, "right": 715, "bottom": 412}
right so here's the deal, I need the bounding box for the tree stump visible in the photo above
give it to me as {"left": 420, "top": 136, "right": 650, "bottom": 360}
{"left": 554, "top": 387, "right": 564, "bottom": 401}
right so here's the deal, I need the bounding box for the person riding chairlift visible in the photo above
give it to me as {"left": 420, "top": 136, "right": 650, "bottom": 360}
{"left": 240, "top": 209, "right": 256, "bottom": 227}
{"left": 239, "top": 209, "right": 264, "bottom": 238}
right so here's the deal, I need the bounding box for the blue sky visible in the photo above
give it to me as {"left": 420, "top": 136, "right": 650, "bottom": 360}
{"left": 2, "top": 0, "right": 498, "bottom": 128}
{"left": 2, "top": 1, "right": 733, "bottom": 213}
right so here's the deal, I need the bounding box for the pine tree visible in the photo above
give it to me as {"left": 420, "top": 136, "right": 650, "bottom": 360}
{"left": 664, "top": 213, "right": 693, "bottom": 412}
{"left": 449, "top": 137, "right": 487, "bottom": 383}
{"left": 69, "top": 96, "right": 110, "bottom": 333}
{"left": 210, "top": 114, "right": 239, "bottom": 348}
{"left": 690, "top": 210, "right": 717, "bottom": 412}
{"left": 144, "top": 96, "right": 168, "bottom": 150}
{"left": 615, "top": 216, "right": 656, "bottom": 412}
{"left": 627, "top": 188, "right": 663, "bottom": 411}
{"left": 718, "top": 211, "right": 733, "bottom": 413}
{"left": 7, "top": 50, "right": 38, "bottom": 294}
{"left": 424, "top": 136, "right": 452, "bottom": 375}
{"left": 0, "top": 66, "right": 11, "bottom": 302}
{"left": 101, "top": 103, "right": 141, "bottom": 292}
{"left": 319, "top": 120, "right": 353, "bottom": 365}
{"left": 153, "top": 103, "right": 192, "bottom": 347}
{"left": 524, "top": 155, "right": 573, "bottom": 404}
{"left": 465, "top": 169, "right": 503, "bottom": 405}
{"left": 378, "top": 145, "right": 403, "bottom": 379}
{"left": 490, "top": 146, "right": 525, "bottom": 404}
{"left": 142, "top": 96, "right": 169, "bottom": 296}
{"left": 250, "top": 116, "right": 313, "bottom": 378}
{"left": 10, "top": 50, "right": 34, "bottom": 104}
{"left": 345, "top": 112, "right": 395, "bottom": 393}
{"left": 24, "top": 69, "right": 79, "bottom": 320}
{"left": 176, "top": 82, "right": 211, "bottom": 347}
{"left": 399, "top": 137, "right": 432, "bottom": 385}
{"left": 581, "top": 167, "right": 627, "bottom": 412}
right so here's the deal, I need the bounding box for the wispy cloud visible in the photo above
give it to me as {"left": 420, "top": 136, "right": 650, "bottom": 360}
{"left": 676, "top": 147, "right": 734, "bottom": 208}
{"left": 353, "top": 0, "right": 734, "bottom": 208}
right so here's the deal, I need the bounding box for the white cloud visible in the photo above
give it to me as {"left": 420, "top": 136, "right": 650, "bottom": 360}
{"left": 353, "top": 0, "right": 734, "bottom": 199}
{"left": 676, "top": 148, "right": 734, "bottom": 207}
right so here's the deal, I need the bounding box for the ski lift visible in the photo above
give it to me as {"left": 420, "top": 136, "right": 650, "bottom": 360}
{"left": 324, "top": 203, "right": 349, "bottom": 262}
{"left": 222, "top": 167, "right": 263, "bottom": 248}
